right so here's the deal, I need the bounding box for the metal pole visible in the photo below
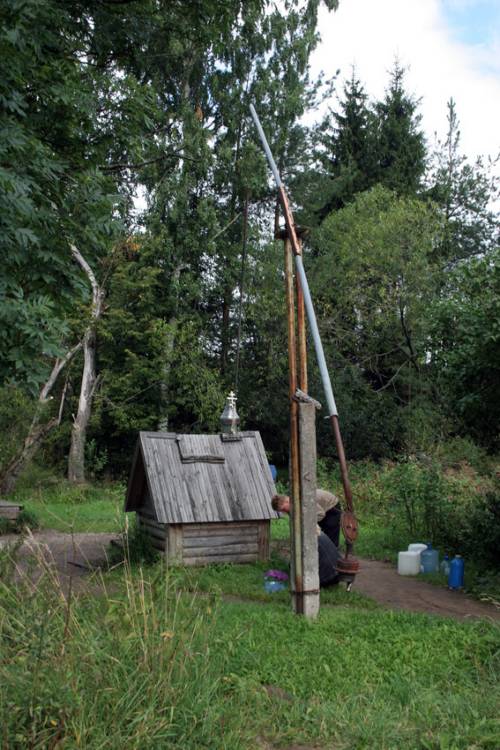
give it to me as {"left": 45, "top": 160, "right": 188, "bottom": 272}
{"left": 295, "top": 235, "right": 308, "bottom": 393}
{"left": 283, "top": 234, "right": 303, "bottom": 612}
{"left": 250, "top": 103, "right": 358, "bottom": 541}
{"left": 249, "top": 104, "right": 337, "bottom": 416}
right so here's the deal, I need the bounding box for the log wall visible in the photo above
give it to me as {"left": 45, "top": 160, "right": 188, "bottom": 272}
{"left": 137, "top": 513, "right": 270, "bottom": 565}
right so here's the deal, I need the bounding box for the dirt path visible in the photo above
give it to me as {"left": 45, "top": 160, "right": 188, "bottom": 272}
{"left": 2, "top": 531, "right": 499, "bottom": 621}
{"left": 354, "top": 557, "right": 500, "bottom": 621}
{"left": 0, "top": 530, "right": 118, "bottom": 592}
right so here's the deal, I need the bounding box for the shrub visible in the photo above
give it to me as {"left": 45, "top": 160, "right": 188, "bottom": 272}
{"left": 351, "top": 454, "right": 499, "bottom": 567}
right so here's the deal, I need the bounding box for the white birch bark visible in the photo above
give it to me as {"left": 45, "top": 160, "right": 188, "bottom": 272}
{"left": 0, "top": 344, "right": 81, "bottom": 496}
{"left": 67, "top": 245, "right": 105, "bottom": 483}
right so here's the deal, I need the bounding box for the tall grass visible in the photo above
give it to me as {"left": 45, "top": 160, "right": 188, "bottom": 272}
{"left": 1, "top": 538, "right": 500, "bottom": 749}
{"left": 0, "top": 543, "right": 249, "bottom": 749}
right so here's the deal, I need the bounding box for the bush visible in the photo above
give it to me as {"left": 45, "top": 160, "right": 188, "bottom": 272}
{"left": 351, "top": 453, "right": 499, "bottom": 567}
{"left": 327, "top": 443, "right": 500, "bottom": 568}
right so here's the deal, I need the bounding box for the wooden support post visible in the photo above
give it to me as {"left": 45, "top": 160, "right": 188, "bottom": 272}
{"left": 295, "top": 401, "right": 319, "bottom": 617}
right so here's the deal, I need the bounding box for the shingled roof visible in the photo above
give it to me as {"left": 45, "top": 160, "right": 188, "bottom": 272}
{"left": 125, "top": 431, "right": 279, "bottom": 524}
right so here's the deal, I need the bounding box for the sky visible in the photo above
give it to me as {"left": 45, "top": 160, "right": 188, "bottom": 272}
{"left": 310, "top": 0, "right": 500, "bottom": 162}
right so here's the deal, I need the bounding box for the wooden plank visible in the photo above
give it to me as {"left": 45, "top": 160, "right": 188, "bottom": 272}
{"left": 0, "top": 508, "right": 22, "bottom": 520}
{"left": 139, "top": 431, "right": 277, "bottom": 526}
{"left": 182, "top": 541, "right": 258, "bottom": 556}
{"left": 183, "top": 533, "right": 257, "bottom": 549}
{"left": 184, "top": 522, "right": 259, "bottom": 538}
{"left": 138, "top": 512, "right": 166, "bottom": 530}
{"left": 182, "top": 552, "right": 259, "bottom": 566}
{"left": 257, "top": 522, "right": 270, "bottom": 561}
{"left": 177, "top": 434, "right": 224, "bottom": 462}
{"left": 167, "top": 524, "right": 183, "bottom": 563}
{"left": 138, "top": 522, "right": 167, "bottom": 542}
{"left": 137, "top": 506, "right": 156, "bottom": 520}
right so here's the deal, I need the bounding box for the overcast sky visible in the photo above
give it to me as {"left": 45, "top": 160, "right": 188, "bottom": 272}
{"left": 310, "top": 0, "right": 500, "bottom": 162}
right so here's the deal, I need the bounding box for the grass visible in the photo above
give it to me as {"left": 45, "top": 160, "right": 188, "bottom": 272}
{"left": 1, "top": 543, "right": 499, "bottom": 750}
{"left": 6, "top": 468, "right": 125, "bottom": 533}
{"left": 161, "top": 551, "right": 379, "bottom": 611}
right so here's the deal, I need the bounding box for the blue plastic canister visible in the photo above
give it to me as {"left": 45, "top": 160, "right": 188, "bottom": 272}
{"left": 420, "top": 543, "right": 439, "bottom": 574}
{"left": 264, "top": 580, "right": 285, "bottom": 593}
{"left": 448, "top": 555, "right": 464, "bottom": 589}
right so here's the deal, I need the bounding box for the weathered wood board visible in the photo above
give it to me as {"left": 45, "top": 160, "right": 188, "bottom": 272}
{"left": 0, "top": 501, "right": 23, "bottom": 520}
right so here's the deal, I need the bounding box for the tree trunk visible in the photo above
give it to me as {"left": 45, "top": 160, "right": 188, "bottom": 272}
{"left": 158, "top": 263, "right": 188, "bottom": 431}
{"left": 220, "top": 289, "right": 231, "bottom": 375}
{"left": 0, "top": 348, "right": 79, "bottom": 496}
{"left": 67, "top": 245, "right": 105, "bottom": 484}
{"left": 158, "top": 321, "right": 177, "bottom": 432}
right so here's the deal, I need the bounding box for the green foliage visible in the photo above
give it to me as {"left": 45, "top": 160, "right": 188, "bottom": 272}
{"left": 374, "top": 62, "right": 427, "bottom": 195}
{"left": 0, "top": 385, "right": 34, "bottom": 471}
{"left": 0, "top": 508, "right": 40, "bottom": 536}
{"left": 9, "top": 469, "right": 125, "bottom": 532}
{"left": 311, "top": 186, "right": 441, "bottom": 457}
{"left": 315, "top": 70, "right": 378, "bottom": 217}
{"left": 0, "top": 0, "right": 127, "bottom": 391}
{"left": 430, "top": 249, "right": 500, "bottom": 448}
{"left": 428, "top": 99, "right": 499, "bottom": 264}
{"left": 347, "top": 452, "right": 500, "bottom": 568}
{"left": 314, "top": 62, "right": 426, "bottom": 221}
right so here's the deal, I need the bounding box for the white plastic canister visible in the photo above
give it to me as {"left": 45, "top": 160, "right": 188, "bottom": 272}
{"left": 398, "top": 550, "right": 421, "bottom": 576}
{"left": 408, "top": 543, "right": 428, "bottom": 554}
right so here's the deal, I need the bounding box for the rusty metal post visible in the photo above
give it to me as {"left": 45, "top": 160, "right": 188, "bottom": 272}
{"left": 282, "top": 231, "right": 303, "bottom": 612}
{"left": 295, "top": 235, "right": 308, "bottom": 393}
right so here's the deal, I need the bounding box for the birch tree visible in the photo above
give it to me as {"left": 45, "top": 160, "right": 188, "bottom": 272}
{"left": 67, "top": 246, "right": 105, "bottom": 483}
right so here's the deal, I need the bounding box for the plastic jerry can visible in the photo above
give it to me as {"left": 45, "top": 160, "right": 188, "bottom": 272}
{"left": 440, "top": 554, "right": 450, "bottom": 577}
{"left": 398, "top": 550, "right": 420, "bottom": 575}
{"left": 448, "top": 555, "right": 464, "bottom": 589}
{"left": 421, "top": 544, "right": 439, "bottom": 574}
{"left": 408, "top": 543, "right": 427, "bottom": 554}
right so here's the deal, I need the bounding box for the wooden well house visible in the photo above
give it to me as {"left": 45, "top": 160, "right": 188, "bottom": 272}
{"left": 124, "top": 430, "right": 278, "bottom": 565}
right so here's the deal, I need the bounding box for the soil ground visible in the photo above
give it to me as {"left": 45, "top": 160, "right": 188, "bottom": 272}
{"left": 1, "top": 531, "right": 499, "bottom": 621}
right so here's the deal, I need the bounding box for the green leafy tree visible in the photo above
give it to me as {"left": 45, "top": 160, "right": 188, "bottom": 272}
{"left": 310, "top": 186, "right": 441, "bottom": 456}
{"left": 0, "top": 0, "right": 156, "bottom": 392}
{"left": 430, "top": 249, "right": 500, "bottom": 448}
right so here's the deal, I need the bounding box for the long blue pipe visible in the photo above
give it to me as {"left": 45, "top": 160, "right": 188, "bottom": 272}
{"left": 249, "top": 104, "right": 338, "bottom": 418}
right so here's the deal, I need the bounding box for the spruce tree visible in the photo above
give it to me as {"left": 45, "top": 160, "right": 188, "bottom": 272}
{"left": 428, "top": 99, "right": 499, "bottom": 264}
{"left": 374, "top": 62, "right": 426, "bottom": 196}
{"left": 317, "top": 70, "right": 378, "bottom": 216}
